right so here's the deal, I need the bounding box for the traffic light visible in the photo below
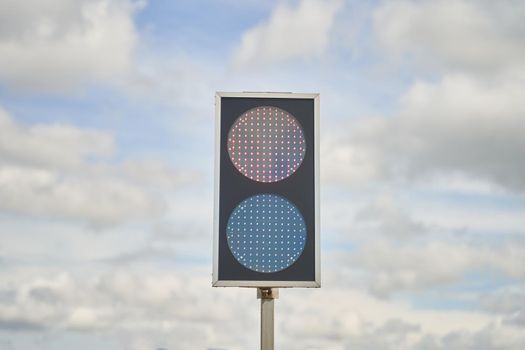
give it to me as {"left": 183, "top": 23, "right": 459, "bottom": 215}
{"left": 213, "top": 92, "right": 320, "bottom": 288}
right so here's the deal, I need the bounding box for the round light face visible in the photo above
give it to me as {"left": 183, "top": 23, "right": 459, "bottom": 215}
{"left": 227, "top": 106, "right": 306, "bottom": 183}
{"left": 226, "top": 194, "right": 307, "bottom": 273}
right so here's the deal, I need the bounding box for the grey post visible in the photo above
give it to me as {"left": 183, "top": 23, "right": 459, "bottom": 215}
{"left": 257, "top": 288, "right": 279, "bottom": 350}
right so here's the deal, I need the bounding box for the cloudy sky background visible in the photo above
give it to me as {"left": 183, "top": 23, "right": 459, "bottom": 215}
{"left": 1, "top": 0, "right": 524, "bottom": 349}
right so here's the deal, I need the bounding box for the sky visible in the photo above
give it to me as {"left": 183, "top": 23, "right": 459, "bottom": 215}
{"left": 0, "top": 0, "right": 524, "bottom": 349}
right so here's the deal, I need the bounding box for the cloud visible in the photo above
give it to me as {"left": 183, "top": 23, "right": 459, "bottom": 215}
{"left": 0, "top": 268, "right": 257, "bottom": 350}
{"left": 324, "top": 74, "right": 525, "bottom": 192}
{"left": 0, "top": 0, "right": 142, "bottom": 92}
{"left": 0, "top": 107, "right": 190, "bottom": 225}
{"left": 3, "top": 267, "right": 524, "bottom": 350}
{"left": 277, "top": 285, "right": 515, "bottom": 350}
{"left": 350, "top": 239, "right": 525, "bottom": 296}
{"left": 321, "top": 129, "right": 384, "bottom": 187}
{"left": 410, "top": 199, "right": 525, "bottom": 238}
{"left": 324, "top": 2, "right": 525, "bottom": 194}
{"left": 234, "top": 0, "right": 342, "bottom": 66}
{"left": 414, "top": 324, "right": 525, "bottom": 350}
{"left": 0, "top": 339, "right": 13, "bottom": 350}
{"left": 121, "top": 52, "right": 218, "bottom": 115}
{"left": 354, "top": 192, "right": 427, "bottom": 239}
{"left": 373, "top": 0, "right": 525, "bottom": 74}
{"left": 0, "top": 164, "right": 163, "bottom": 225}
{"left": 0, "top": 107, "right": 113, "bottom": 169}
{"left": 481, "top": 288, "right": 525, "bottom": 327}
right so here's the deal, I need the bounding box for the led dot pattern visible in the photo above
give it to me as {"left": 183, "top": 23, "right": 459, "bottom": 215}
{"left": 228, "top": 106, "right": 306, "bottom": 183}
{"left": 226, "top": 194, "right": 307, "bottom": 273}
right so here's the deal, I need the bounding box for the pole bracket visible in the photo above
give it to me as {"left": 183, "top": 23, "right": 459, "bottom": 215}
{"left": 257, "top": 288, "right": 279, "bottom": 300}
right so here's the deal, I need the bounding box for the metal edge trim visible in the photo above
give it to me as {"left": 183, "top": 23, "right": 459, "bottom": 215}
{"left": 212, "top": 93, "right": 221, "bottom": 285}
{"left": 213, "top": 280, "right": 321, "bottom": 288}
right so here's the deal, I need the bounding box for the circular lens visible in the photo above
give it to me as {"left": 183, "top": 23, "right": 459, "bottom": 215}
{"left": 227, "top": 106, "right": 306, "bottom": 183}
{"left": 226, "top": 194, "right": 307, "bottom": 273}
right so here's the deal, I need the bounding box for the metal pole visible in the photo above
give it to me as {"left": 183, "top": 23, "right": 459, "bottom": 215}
{"left": 257, "top": 288, "right": 279, "bottom": 350}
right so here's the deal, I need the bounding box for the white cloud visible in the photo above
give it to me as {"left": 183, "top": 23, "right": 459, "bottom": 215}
{"left": 0, "top": 0, "right": 142, "bottom": 92}
{"left": 0, "top": 268, "right": 257, "bottom": 349}
{"left": 0, "top": 164, "right": 163, "bottom": 225}
{"left": 322, "top": 128, "right": 385, "bottom": 187}
{"left": 481, "top": 288, "right": 525, "bottom": 327}
{"left": 350, "top": 239, "right": 525, "bottom": 296}
{"left": 354, "top": 192, "right": 426, "bottom": 239}
{"left": 414, "top": 324, "right": 525, "bottom": 350}
{"left": 324, "top": 74, "right": 525, "bottom": 192}
{"left": 323, "top": 2, "right": 525, "bottom": 193}
{"left": 411, "top": 200, "right": 525, "bottom": 236}
{"left": 234, "top": 0, "right": 342, "bottom": 65}
{"left": 122, "top": 52, "right": 219, "bottom": 114}
{"left": 374, "top": 0, "right": 525, "bottom": 74}
{"left": 0, "top": 107, "right": 190, "bottom": 225}
{"left": 3, "top": 267, "right": 525, "bottom": 350}
{"left": 0, "top": 107, "right": 113, "bottom": 169}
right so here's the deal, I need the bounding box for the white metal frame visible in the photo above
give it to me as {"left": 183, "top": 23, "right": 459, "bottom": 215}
{"left": 213, "top": 91, "right": 320, "bottom": 288}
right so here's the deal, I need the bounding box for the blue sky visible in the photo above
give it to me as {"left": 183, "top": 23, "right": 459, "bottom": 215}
{"left": 1, "top": 0, "right": 525, "bottom": 349}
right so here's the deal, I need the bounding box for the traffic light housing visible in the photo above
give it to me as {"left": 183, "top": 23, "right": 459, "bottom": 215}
{"left": 213, "top": 92, "right": 320, "bottom": 288}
